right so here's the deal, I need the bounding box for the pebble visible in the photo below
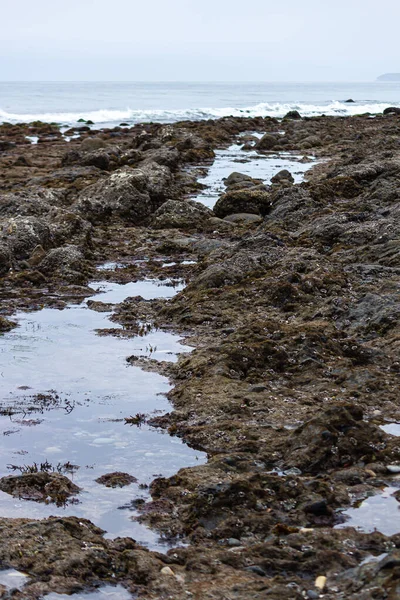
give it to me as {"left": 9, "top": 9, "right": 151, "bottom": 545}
{"left": 387, "top": 465, "right": 400, "bottom": 474}
{"left": 300, "top": 528, "right": 314, "bottom": 533}
{"left": 160, "top": 566, "right": 175, "bottom": 576}
{"left": 227, "top": 538, "right": 242, "bottom": 547}
{"left": 315, "top": 575, "right": 327, "bottom": 591}
{"left": 307, "top": 591, "right": 319, "bottom": 599}
{"left": 283, "top": 467, "right": 302, "bottom": 476}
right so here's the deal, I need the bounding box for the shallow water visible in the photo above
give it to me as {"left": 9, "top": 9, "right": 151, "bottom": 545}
{"left": 0, "top": 279, "right": 205, "bottom": 550}
{"left": 44, "top": 585, "right": 133, "bottom": 599}
{"left": 191, "top": 142, "right": 315, "bottom": 208}
{"left": 335, "top": 486, "right": 400, "bottom": 536}
{"left": 0, "top": 569, "right": 29, "bottom": 590}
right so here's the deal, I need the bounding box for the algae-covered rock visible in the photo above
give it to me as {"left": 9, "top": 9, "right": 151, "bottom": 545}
{"left": 0, "top": 472, "right": 80, "bottom": 505}
{"left": 214, "top": 189, "right": 271, "bottom": 218}
{"left": 75, "top": 163, "right": 172, "bottom": 224}
{"left": 152, "top": 199, "right": 212, "bottom": 230}
{"left": 95, "top": 472, "right": 137, "bottom": 488}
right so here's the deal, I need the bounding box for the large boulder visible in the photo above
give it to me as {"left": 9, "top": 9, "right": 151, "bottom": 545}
{"left": 75, "top": 163, "right": 172, "bottom": 224}
{"left": 152, "top": 199, "right": 212, "bottom": 230}
{"left": 213, "top": 189, "right": 271, "bottom": 218}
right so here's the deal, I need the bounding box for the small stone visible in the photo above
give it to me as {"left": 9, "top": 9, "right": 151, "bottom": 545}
{"left": 227, "top": 538, "right": 242, "bottom": 547}
{"left": 283, "top": 467, "right": 302, "bottom": 476}
{"left": 387, "top": 465, "right": 400, "bottom": 474}
{"left": 161, "top": 566, "right": 175, "bottom": 576}
{"left": 307, "top": 591, "right": 320, "bottom": 599}
{"left": 315, "top": 576, "right": 327, "bottom": 591}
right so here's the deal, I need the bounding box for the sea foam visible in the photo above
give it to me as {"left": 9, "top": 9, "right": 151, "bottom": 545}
{"left": 0, "top": 100, "right": 398, "bottom": 128}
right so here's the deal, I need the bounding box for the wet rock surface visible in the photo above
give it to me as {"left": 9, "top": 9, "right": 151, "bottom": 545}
{"left": 1, "top": 113, "right": 400, "bottom": 597}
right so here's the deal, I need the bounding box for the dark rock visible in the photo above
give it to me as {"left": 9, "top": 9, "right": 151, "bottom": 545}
{"left": 214, "top": 189, "right": 271, "bottom": 218}
{"left": 224, "top": 172, "right": 254, "bottom": 187}
{"left": 383, "top": 107, "right": 400, "bottom": 115}
{"left": 38, "top": 245, "right": 86, "bottom": 276}
{"left": 75, "top": 163, "right": 172, "bottom": 224}
{"left": 304, "top": 499, "right": 331, "bottom": 517}
{"left": 345, "top": 99, "right": 355, "bottom": 103}
{"left": 2, "top": 216, "right": 51, "bottom": 260}
{"left": 271, "top": 169, "right": 294, "bottom": 185}
{"left": 95, "top": 472, "right": 137, "bottom": 488}
{"left": 0, "top": 472, "right": 80, "bottom": 505}
{"left": 283, "top": 110, "right": 302, "bottom": 120}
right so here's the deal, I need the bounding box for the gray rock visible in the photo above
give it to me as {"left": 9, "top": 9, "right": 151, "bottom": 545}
{"left": 214, "top": 189, "right": 271, "bottom": 218}
{"left": 224, "top": 172, "right": 254, "bottom": 187}
{"left": 256, "top": 133, "right": 279, "bottom": 151}
{"left": 271, "top": 169, "right": 294, "bottom": 184}
{"left": 39, "top": 245, "right": 86, "bottom": 278}
{"left": 152, "top": 199, "right": 212, "bottom": 230}
{"left": 2, "top": 216, "right": 51, "bottom": 260}
{"left": 75, "top": 163, "right": 172, "bottom": 224}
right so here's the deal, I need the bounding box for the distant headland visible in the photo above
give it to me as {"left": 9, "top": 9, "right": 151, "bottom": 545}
{"left": 377, "top": 73, "right": 400, "bottom": 81}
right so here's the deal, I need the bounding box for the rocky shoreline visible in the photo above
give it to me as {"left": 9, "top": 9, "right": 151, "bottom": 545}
{"left": 0, "top": 112, "right": 400, "bottom": 598}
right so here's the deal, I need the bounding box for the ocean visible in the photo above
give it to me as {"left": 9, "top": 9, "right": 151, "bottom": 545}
{"left": 1, "top": 81, "right": 400, "bottom": 129}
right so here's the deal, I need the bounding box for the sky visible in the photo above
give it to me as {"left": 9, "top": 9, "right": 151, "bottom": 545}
{"left": 1, "top": 0, "right": 400, "bottom": 81}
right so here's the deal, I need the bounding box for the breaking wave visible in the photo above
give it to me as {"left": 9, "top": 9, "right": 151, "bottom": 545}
{"left": 1, "top": 100, "right": 399, "bottom": 127}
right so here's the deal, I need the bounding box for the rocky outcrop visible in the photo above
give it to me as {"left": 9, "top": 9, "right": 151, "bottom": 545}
{"left": 152, "top": 199, "right": 212, "bottom": 230}
{"left": 75, "top": 163, "right": 173, "bottom": 224}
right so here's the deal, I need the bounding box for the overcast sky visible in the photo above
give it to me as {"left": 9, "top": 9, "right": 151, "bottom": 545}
{"left": 1, "top": 0, "right": 399, "bottom": 81}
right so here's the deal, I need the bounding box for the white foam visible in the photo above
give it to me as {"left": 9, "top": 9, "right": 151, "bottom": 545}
{"left": 1, "top": 101, "right": 398, "bottom": 127}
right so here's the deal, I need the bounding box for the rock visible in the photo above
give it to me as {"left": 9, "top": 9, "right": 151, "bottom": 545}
{"left": 256, "top": 133, "right": 278, "bottom": 151}
{"left": 345, "top": 99, "right": 355, "bottom": 103}
{"left": 14, "top": 155, "right": 33, "bottom": 167}
{"left": 2, "top": 216, "right": 51, "bottom": 260}
{"left": 283, "top": 110, "right": 302, "bottom": 119}
{"left": 0, "top": 316, "right": 17, "bottom": 331}
{"left": 271, "top": 169, "right": 294, "bottom": 185}
{"left": 80, "top": 137, "right": 107, "bottom": 152}
{"left": 95, "top": 472, "right": 137, "bottom": 488}
{"left": 213, "top": 189, "right": 271, "bottom": 218}
{"left": 0, "top": 242, "right": 10, "bottom": 276}
{"left": 284, "top": 405, "right": 384, "bottom": 474}
{"left": 38, "top": 245, "right": 89, "bottom": 283}
{"left": 304, "top": 500, "right": 331, "bottom": 517}
{"left": 75, "top": 163, "right": 172, "bottom": 224}
{"left": 383, "top": 107, "right": 400, "bottom": 115}
{"left": 248, "top": 385, "right": 268, "bottom": 393}
{"left": 141, "top": 147, "right": 180, "bottom": 170}
{"left": 152, "top": 199, "right": 212, "bottom": 230}
{"left": 0, "top": 472, "right": 80, "bottom": 505}
{"left": 223, "top": 213, "right": 263, "bottom": 225}
{"left": 224, "top": 172, "right": 254, "bottom": 187}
